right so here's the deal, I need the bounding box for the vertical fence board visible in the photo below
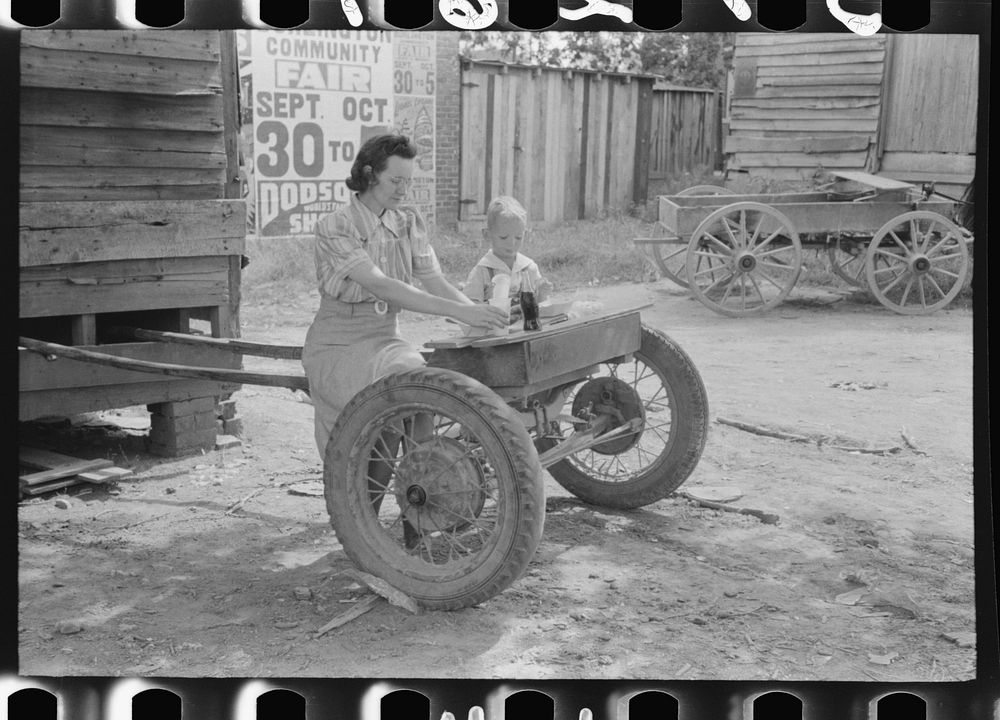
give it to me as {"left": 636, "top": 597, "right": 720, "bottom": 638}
{"left": 648, "top": 86, "right": 722, "bottom": 180}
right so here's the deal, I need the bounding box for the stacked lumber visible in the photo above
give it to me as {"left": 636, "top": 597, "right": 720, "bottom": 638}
{"left": 19, "top": 447, "right": 132, "bottom": 497}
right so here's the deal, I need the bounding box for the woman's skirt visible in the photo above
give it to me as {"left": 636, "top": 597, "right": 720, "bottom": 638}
{"left": 301, "top": 297, "right": 426, "bottom": 458}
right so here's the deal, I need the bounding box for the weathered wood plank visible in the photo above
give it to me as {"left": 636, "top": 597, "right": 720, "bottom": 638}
{"left": 19, "top": 185, "right": 227, "bottom": 203}
{"left": 20, "top": 256, "right": 231, "bottom": 317}
{"left": 738, "top": 45, "right": 885, "bottom": 60}
{"left": 21, "top": 87, "right": 225, "bottom": 132}
{"left": 20, "top": 459, "right": 115, "bottom": 487}
{"left": 622, "top": 82, "right": 653, "bottom": 206}
{"left": 731, "top": 106, "right": 879, "bottom": 121}
{"left": 529, "top": 72, "right": 548, "bottom": 222}
{"left": 754, "top": 86, "right": 882, "bottom": 98}
{"left": 729, "top": 119, "right": 879, "bottom": 132}
{"left": 219, "top": 30, "right": 243, "bottom": 202}
{"left": 21, "top": 46, "right": 223, "bottom": 95}
{"left": 20, "top": 30, "right": 221, "bottom": 61}
{"left": 724, "top": 134, "right": 871, "bottom": 153}
{"left": 19, "top": 342, "right": 240, "bottom": 392}
{"left": 460, "top": 69, "right": 488, "bottom": 218}
{"left": 732, "top": 97, "right": 879, "bottom": 110}
{"left": 543, "top": 73, "right": 562, "bottom": 222}
{"left": 22, "top": 166, "right": 226, "bottom": 191}
{"left": 20, "top": 446, "right": 107, "bottom": 470}
{"left": 21, "top": 126, "right": 226, "bottom": 169}
{"left": 731, "top": 151, "right": 870, "bottom": 168}
{"left": 879, "top": 152, "right": 976, "bottom": 176}
{"left": 563, "top": 74, "right": 584, "bottom": 221}
{"left": 758, "top": 75, "right": 884, "bottom": 87}
{"left": 738, "top": 33, "right": 878, "bottom": 47}
{"left": 20, "top": 200, "right": 245, "bottom": 266}
{"left": 20, "top": 379, "right": 238, "bottom": 422}
{"left": 757, "top": 56, "right": 885, "bottom": 70}
{"left": 878, "top": 170, "right": 974, "bottom": 186}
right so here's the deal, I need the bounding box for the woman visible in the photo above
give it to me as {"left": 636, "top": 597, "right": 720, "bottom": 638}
{"left": 302, "top": 134, "right": 508, "bottom": 459}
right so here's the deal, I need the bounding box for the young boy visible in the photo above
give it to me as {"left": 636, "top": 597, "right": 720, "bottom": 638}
{"left": 464, "top": 196, "right": 552, "bottom": 310}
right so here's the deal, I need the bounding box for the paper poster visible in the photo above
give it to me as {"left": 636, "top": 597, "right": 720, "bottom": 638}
{"left": 391, "top": 33, "right": 437, "bottom": 225}
{"left": 238, "top": 30, "right": 395, "bottom": 237}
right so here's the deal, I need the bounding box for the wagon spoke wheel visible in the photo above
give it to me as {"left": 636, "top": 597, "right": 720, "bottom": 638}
{"left": 826, "top": 235, "right": 868, "bottom": 288}
{"left": 864, "top": 211, "right": 970, "bottom": 315}
{"left": 536, "top": 326, "right": 709, "bottom": 510}
{"left": 650, "top": 187, "right": 735, "bottom": 288}
{"left": 648, "top": 221, "right": 691, "bottom": 289}
{"left": 324, "top": 368, "right": 545, "bottom": 610}
{"left": 685, "top": 202, "right": 802, "bottom": 317}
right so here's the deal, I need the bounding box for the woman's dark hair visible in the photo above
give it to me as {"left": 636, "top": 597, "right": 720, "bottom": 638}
{"left": 346, "top": 134, "right": 418, "bottom": 193}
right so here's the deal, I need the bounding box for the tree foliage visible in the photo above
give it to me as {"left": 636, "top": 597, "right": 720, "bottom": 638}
{"left": 459, "top": 32, "right": 732, "bottom": 90}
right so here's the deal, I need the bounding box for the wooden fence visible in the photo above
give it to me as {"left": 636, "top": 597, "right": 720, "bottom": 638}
{"left": 459, "top": 60, "right": 651, "bottom": 223}
{"left": 458, "top": 60, "right": 722, "bottom": 223}
{"left": 648, "top": 83, "right": 723, "bottom": 180}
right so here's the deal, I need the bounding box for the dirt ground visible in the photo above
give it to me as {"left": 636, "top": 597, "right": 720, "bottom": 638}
{"left": 17, "top": 279, "right": 976, "bottom": 681}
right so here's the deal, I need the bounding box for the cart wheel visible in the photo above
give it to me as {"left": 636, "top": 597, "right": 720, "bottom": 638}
{"left": 676, "top": 185, "right": 735, "bottom": 197}
{"left": 685, "top": 201, "right": 802, "bottom": 317}
{"left": 864, "top": 211, "right": 970, "bottom": 315}
{"left": 826, "top": 235, "right": 868, "bottom": 288}
{"left": 648, "top": 221, "right": 691, "bottom": 289}
{"left": 537, "top": 326, "right": 708, "bottom": 509}
{"left": 324, "top": 367, "right": 545, "bottom": 610}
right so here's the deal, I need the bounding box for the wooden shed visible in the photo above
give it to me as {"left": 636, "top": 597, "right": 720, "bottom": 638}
{"left": 19, "top": 30, "right": 246, "bottom": 456}
{"left": 725, "top": 33, "right": 978, "bottom": 197}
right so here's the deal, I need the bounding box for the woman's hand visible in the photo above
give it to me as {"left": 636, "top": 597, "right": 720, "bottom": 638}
{"left": 454, "top": 302, "right": 510, "bottom": 330}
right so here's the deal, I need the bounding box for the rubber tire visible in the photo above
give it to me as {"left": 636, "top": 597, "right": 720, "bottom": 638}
{"left": 324, "top": 367, "right": 545, "bottom": 610}
{"left": 541, "top": 326, "right": 709, "bottom": 509}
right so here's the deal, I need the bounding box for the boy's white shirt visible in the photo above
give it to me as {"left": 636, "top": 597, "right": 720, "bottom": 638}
{"left": 478, "top": 250, "right": 535, "bottom": 275}
{"left": 465, "top": 250, "right": 542, "bottom": 301}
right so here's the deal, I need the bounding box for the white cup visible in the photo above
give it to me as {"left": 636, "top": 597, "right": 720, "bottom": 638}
{"left": 489, "top": 274, "right": 511, "bottom": 336}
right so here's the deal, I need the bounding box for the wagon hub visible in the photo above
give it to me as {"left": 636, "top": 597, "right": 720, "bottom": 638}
{"left": 735, "top": 251, "right": 757, "bottom": 273}
{"left": 571, "top": 377, "right": 646, "bottom": 455}
{"left": 394, "top": 437, "right": 487, "bottom": 533}
{"left": 405, "top": 485, "right": 428, "bottom": 506}
{"left": 911, "top": 255, "right": 932, "bottom": 274}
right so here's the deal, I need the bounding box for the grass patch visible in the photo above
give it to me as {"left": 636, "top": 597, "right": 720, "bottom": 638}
{"left": 243, "top": 211, "right": 660, "bottom": 302}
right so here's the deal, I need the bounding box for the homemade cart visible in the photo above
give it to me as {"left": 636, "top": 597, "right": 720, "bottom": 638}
{"left": 637, "top": 171, "right": 972, "bottom": 317}
{"left": 19, "top": 305, "right": 709, "bottom": 609}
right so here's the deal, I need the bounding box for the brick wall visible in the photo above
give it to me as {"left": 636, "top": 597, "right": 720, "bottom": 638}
{"left": 435, "top": 32, "right": 461, "bottom": 230}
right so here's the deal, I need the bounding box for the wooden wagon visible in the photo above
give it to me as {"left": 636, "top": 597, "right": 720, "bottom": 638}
{"left": 18, "top": 30, "right": 246, "bottom": 454}
{"left": 637, "top": 171, "right": 972, "bottom": 317}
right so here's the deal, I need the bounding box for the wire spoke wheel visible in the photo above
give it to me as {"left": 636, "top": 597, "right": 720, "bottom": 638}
{"left": 536, "top": 326, "right": 708, "bottom": 509}
{"left": 685, "top": 202, "right": 802, "bottom": 316}
{"left": 864, "top": 211, "right": 970, "bottom": 315}
{"left": 324, "top": 368, "right": 544, "bottom": 610}
{"left": 826, "top": 235, "right": 868, "bottom": 287}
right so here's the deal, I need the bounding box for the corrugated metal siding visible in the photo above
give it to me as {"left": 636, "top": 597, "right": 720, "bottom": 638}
{"left": 19, "top": 30, "right": 229, "bottom": 202}
{"left": 725, "top": 33, "right": 886, "bottom": 181}
{"left": 459, "top": 61, "right": 652, "bottom": 223}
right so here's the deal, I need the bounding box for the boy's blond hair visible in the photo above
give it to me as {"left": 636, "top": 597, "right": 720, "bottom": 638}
{"left": 485, "top": 195, "right": 528, "bottom": 230}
